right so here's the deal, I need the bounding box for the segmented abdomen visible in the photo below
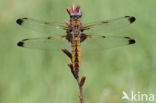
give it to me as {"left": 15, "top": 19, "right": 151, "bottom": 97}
{"left": 72, "top": 38, "right": 81, "bottom": 77}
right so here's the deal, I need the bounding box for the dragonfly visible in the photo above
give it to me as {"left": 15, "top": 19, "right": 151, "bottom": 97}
{"left": 16, "top": 4, "right": 136, "bottom": 78}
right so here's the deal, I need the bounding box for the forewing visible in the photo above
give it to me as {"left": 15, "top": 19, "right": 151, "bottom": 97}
{"left": 16, "top": 18, "right": 68, "bottom": 35}
{"left": 17, "top": 36, "right": 71, "bottom": 51}
{"left": 81, "top": 35, "right": 135, "bottom": 51}
{"left": 83, "top": 16, "right": 136, "bottom": 35}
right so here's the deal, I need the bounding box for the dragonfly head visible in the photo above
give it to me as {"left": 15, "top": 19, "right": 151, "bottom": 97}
{"left": 67, "top": 4, "right": 82, "bottom": 19}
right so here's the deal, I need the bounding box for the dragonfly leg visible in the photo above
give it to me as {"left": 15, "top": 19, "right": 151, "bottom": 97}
{"left": 62, "top": 48, "right": 78, "bottom": 78}
{"left": 61, "top": 48, "right": 72, "bottom": 60}
{"left": 68, "top": 63, "right": 77, "bottom": 79}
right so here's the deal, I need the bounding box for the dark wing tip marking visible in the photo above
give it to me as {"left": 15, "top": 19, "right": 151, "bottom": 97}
{"left": 17, "top": 41, "right": 24, "bottom": 47}
{"left": 16, "top": 18, "right": 28, "bottom": 25}
{"left": 124, "top": 37, "right": 135, "bottom": 44}
{"left": 129, "top": 17, "right": 136, "bottom": 23}
{"left": 17, "top": 39, "right": 29, "bottom": 47}
{"left": 16, "top": 19, "right": 23, "bottom": 25}
{"left": 125, "top": 16, "right": 136, "bottom": 23}
{"left": 129, "top": 39, "right": 135, "bottom": 44}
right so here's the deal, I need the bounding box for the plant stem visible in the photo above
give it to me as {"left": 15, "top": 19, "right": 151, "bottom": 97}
{"left": 62, "top": 48, "right": 85, "bottom": 103}
{"left": 77, "top": 77, "right": 84, "bottom": 103}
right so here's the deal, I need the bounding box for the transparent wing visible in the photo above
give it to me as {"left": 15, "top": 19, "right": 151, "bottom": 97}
{"left": 81, "top": 35, "right": 135, "bottom": 51}
{"left": 16, "top": 18, "right": 69, "bottom": 35}
{"left": 83, "top": 16, "right": 136, "bottom": 35}
{"left": 17, "top": 36, "right": 71, "bottom": 51}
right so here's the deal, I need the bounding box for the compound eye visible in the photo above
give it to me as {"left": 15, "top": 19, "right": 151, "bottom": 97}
{"left": 72, "top": 16, "right": 75, "bottom": 19}
{"left": 78, "top": 15, "right": 81, "bottom": 18}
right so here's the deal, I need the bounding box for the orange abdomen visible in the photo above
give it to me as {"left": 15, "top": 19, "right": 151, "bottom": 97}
{"left": 72, "top": 38, "right": 81, "bottom": 76}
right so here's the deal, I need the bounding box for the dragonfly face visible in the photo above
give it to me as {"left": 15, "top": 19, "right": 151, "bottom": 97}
{"left": 66, "top": 5, "right": 83, "bottom": 41}
{"left": 16, "top": 4, "right": 136, "bottom": 77}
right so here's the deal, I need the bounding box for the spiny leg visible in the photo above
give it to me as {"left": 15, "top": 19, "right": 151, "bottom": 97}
{"left": 61, "top": 48, "right": 72, "bottom": 60}
{"left": 67, "top": 63, "right": 77, "bottom": 79}
{"left": 62, "top": 48, "right": 78, "bottom": 79}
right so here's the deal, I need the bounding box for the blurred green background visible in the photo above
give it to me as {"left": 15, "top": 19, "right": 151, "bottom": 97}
{"left": 0, "top": 0, "right": 155, "bottom": 103}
